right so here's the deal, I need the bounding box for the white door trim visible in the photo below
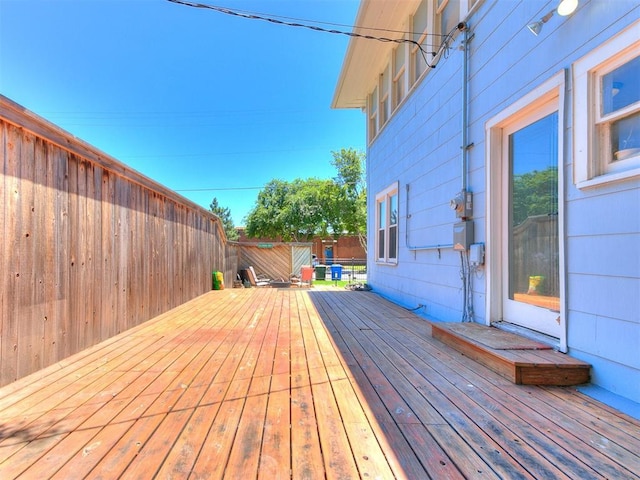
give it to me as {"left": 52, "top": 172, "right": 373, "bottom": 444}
{"left": 485, "top": 71, "right": 568, "bottom": 352}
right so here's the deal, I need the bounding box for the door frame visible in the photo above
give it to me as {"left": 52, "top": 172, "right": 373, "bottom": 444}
{"left": 485, "top": 71, "right": 568, "bottom": 352}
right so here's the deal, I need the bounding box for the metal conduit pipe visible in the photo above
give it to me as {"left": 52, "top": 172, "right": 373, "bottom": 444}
{"left": 405, "top": 183, "right": 454, "bottom": 252}
{"left": 461, "top": 23, "right": 470, "bottom": 192}
{"left": 406, "top": 24, "right": 471, "bottom": 252}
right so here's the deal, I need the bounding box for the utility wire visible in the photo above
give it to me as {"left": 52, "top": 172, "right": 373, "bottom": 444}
{"left": 175, "top": 186, "right": 263, "bottom": 191}
{"left": 167, "top": 0, "right": 449, "bottom": 40}
{"left": 167, "top": 0, "right": 459, "bottom": 68}
{"left": 175, "top": 179, "right": 361, "bottom": 192}
{"left": 182, "top": 4, "right": 416, "bottom": 37}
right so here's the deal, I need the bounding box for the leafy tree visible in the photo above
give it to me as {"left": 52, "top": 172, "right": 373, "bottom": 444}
{"left": 209, "top": 197, "right": 239, "bottom": 241}
{"left": 512, "top": 167, "right": 558, "bottom": 226}
{"left": 243, "top": 179, "right": 291, "bottom": 240}
{"left": 244, "top": 149, "right": 367, "bottom": 247}
{"left": 244, "top": 178, "right": 337, "bottom": 242}
{"left": 331, "top": 148, "right": 367, "bottom": 251}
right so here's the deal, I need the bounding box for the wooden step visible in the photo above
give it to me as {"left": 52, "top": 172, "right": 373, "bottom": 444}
{"left": 431, "top": 322, "right": 590, "bottom": 386}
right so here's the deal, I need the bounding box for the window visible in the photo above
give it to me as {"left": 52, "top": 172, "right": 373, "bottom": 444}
{"left": 392, "top": 43, "right": 407, "bottom": 109}
{"left": 598, "top": 56, "right": 639, "bottom": 173}
{"left": 379, "top": 65, "right": 390, "bottom": 126}
{"left": 366, "top": 0, "right": 467, "bottom": 143}
{"left": 460, "top": 0, "right": 481, "bottom": 19}
{"left": 574, "top": 20, "right": 640, "bottom": 187}
{"left": 376, "top": 183, "right": 399, "bottom": 263}
{"left": 411, "top": 0, "right": 432, "bottom": 84}
{"left": 437, "top": 0, "right": 460, "bottom": 36}
{"left": 368, "top": 86, "right": 378, "bottom": 142}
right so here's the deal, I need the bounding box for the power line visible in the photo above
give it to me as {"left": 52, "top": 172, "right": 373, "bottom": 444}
{"left": 175, "top": 3, "right": 447, "bottom": 39}
{"left": 167, "top": 0, "right": 453, "bottom": 67}
{"left": 174, "top": 180, "right": 362, "bottom": 193}
{"left": 122, "top": 146, "right": 335, "bottom": 159}
{"left": 175, "top": 186, "right": 263, "bottom": 192}
{"left": 38, "top": 106, "right": 322, "bottom": 117}
{"left": 40, "top": 106, "right": 354, "bottom": 129}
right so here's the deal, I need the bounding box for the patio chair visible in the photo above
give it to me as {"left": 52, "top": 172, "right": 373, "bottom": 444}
{"left": 247, "top": 266, "right": 271, "bottom": 287}
{"left": 293, "top": 265, "right": 314, "bottom": 288}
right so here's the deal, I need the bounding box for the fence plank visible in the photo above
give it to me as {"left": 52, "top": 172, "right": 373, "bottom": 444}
{"left": 3, "top": 124, "right": 22, "bottom": 383}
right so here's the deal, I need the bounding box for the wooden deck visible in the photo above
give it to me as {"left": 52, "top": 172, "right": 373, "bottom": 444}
{"left": 0, "top": 288, "right": 638, "bottom": 479}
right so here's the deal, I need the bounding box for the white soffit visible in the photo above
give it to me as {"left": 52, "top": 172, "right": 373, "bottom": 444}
{"left": 332, "top": 0, "right": 419, "bottom": 109}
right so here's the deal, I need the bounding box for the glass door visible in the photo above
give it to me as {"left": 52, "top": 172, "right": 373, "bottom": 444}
{"left": 502, "top": 108, "right": 561, "bottom": 338}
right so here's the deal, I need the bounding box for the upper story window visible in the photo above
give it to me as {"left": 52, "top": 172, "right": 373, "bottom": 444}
{"left": 368, "top": 86, "right": 378, "bottom": 142}
{"left": 379, "top": 65, "right": 390, "bottom": 126}
{"left": 376, "top": 183, "right": 399, "bottom": 264}
{"left": 366, "top": 0, "right": 472, "bottom": 145}
{"left": 574, "top": 20, "right": 640, "bottom": 187}
{"left": 392, "top": 44, "right": 407, "bottom": 109}
{"left": 437, "top": 0, "right": 460, "bottom": 35}
{"left": 466, "top": 0, "right": 479, "bottom": 11}
{"left": 411, "top": 0, "right": 433, "bottom": 84}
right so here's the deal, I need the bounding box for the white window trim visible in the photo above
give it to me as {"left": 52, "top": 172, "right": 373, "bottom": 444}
{"left": 485, "top": 71, "right": 567, "bottom": 352}
{"left": 573, "top": 20, "right": 640, "bottom": 188}
{"left": 392, "top": 43, "right": 408, "bottom": 111}
{"left": 410, "top": 0, "right": 436, "bottom": 86}
{"left": 367, "top": 87, "right": 378, "bottom": 143}
{"left": 375, "top": 182, "right": 399, "bottom": 265}
{"left": 436, "top": 0, "right": 461, "bottom": 37}
{"left": 461, "top": 0, "right": 482, "bottom": 19}
{"left": 379, "top": 65, "right": 391, "bottom": 128}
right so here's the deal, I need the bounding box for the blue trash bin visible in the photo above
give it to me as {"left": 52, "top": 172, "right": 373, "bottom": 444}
{"left": 330, "top": 264, "right": 343, "bottom": 281}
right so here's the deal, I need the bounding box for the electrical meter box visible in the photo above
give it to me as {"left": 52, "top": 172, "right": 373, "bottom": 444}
{"left": 453, "top": 221, "right": 474, "bottom": 251}
{"left": 450, "top": 190, "right": 473, "bottom": 219}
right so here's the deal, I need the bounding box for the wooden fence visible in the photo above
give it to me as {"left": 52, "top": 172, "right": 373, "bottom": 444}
{"left": 237, "top": 243, "right": 312, "bottom": 281}
{"left": 511, "top": 214, "right": 559, "bottom": 296}
{"left": 0, "top": 96, "right": 239, "bottom": 386}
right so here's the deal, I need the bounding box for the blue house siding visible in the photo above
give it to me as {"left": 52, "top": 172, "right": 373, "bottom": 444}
{"left": 337, "top": 0, "right": 640, "bottom": 405}
{"left": 366, "top": 29, "right": 468, "bottom": 316}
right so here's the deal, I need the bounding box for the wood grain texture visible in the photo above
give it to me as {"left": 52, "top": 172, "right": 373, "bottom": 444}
{"left": 431, "top": 322, "right": 590, "bottom": 385}
{"left": 0, "top": 288, "right": 637, "bottom": 479}
{"left": 1, "top": 103, "right": 238, "bottom": 386}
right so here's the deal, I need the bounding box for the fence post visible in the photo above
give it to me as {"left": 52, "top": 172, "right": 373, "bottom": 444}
{"left": 351, "top": 257, "right": 354, "bottom": 284}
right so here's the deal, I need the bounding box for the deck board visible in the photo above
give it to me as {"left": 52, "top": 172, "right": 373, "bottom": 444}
{"left": 0, "top": 288, "right": 638, "bottom": 479}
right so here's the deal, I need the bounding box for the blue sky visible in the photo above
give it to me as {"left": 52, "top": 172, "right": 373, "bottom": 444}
{"left": 0, "top": 0, "right": 365, "bottom": 225}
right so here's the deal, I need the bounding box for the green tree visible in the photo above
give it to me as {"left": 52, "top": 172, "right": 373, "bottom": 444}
{"left": 244, "top": 149, "right": 367, "bottom": 246}
{"left": 244, "top": 178, "right": 337, "bottom": 242}
{"left": 512, "top": 167, "right": 558, "bottom": 226}
{"left": 331, "top": 148, "right": 367, "bottom": 251}
{"left": 209, "top": 197, "right": 239, "bottom": 241}
{"left": 243, "top": 179, "right": 291, "bottom": 240}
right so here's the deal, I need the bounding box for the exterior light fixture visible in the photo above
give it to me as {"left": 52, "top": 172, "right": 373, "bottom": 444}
{"left": 557, "top": 0, "right": 578, "bottom": 16}
{"left": 527, "top": 10, "right": 554, "bottom": 36}
{"left": 527, "top": 0, "right": 579, "bottom": 35}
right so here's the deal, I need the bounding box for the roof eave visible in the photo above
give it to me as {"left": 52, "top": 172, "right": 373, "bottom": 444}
{"left": 332, "top": 0, "right": 419, "bottom": 110}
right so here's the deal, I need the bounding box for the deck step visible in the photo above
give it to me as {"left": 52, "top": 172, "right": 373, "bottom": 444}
{"left": 431, "top": 322, "right": 590, "bottom": 386}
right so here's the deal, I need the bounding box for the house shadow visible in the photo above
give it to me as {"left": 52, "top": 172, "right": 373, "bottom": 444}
{"left": 305, "top": 288, "right": 444, "bottom": 478}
